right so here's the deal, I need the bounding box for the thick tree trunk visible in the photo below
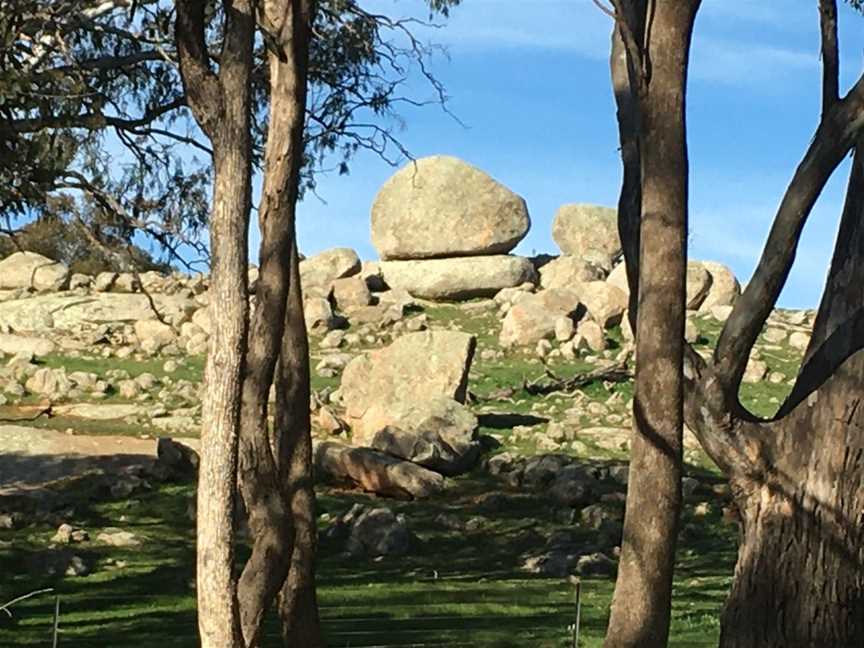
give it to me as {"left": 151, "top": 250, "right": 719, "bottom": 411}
{"left": 276, "top": 241, "right": 324, "bottom": 647}
{"left": 604, "top": 3, "right": 699, "bottom": 647}
{"left": 719, "top": 352, "right": 864, "bottom": 648}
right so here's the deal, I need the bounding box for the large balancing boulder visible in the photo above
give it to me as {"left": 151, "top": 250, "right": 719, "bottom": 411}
{"left": 341, "top": 330, "right": 476, "bottom": 436}
{"left": 551, "top": 204, "right": 621, "bottom": 270}
{"left": 0, "top": 252, "right": 69, "bottom": 291}
{"left": 371, "top": 156, "right": 530, "bottom": 260}
{"left": 380, "top": 255, "right": 536, "bottom": 301}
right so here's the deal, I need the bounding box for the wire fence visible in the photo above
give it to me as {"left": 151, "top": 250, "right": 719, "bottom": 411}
{"left": 1, "top": 581, "right": 587, "bottom": 647}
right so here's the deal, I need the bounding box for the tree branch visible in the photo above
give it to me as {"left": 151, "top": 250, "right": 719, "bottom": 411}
{"left": 714, "top": 73, "right": 864, "bottom": 393}
{"left": 175, "top": 0, "right": 222, "bottom": 135}
{"left": 2, "top": 97, "right": 186, "bottom": 134}
{"left": 819, "top": 0, "right": 839, "bottom": 115}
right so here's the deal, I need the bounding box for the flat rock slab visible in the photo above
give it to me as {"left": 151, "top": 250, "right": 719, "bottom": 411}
{"left": 380, "top": 255, "right": 536, "bottom": 300}
{"left": 54, "top": 403, "right": 145, "bottom": 420}
{"left": 0, "top": 425, "right": 198, "bottom": 495}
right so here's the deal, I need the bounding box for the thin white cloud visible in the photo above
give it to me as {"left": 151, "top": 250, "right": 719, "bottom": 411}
{"left": 691, "top": 37, "right": 817, "bottom": 86}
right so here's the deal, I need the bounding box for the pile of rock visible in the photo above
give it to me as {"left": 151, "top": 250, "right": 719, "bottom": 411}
{"left": 372, "top": 156, "right": 537, "bottom": 300}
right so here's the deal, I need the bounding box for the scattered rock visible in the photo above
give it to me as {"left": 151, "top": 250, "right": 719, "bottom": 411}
{"left": 539, "top": 256, "right": 605, "bottom": 291}
{"left": 360, "top": 397, "right": 480, "bottom": 476}
{"left": 699, "top": 261, "right": 741, "bottom": 310}
{"left": 499, "top": 288, "right": 581, "bottom": 347}
{"left": 551, "top": 204, "right": 621, "bottom": 270}
{"left": 0, "top": 252, "right": 69, "bottom": 291}
{"left": 300, "top": 248, "right": 361, "bottom": 289}
{"left": 314, "top": 440, "right": 445, "bottom": 499}
{"left": 686, "top": 262, "right": 713, "bottom": 310}
{"left": 96, "top": 528, "right": 141, "bottom": 547}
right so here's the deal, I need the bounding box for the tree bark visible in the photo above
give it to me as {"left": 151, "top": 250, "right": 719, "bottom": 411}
{"left": 234, "top": 0, "right": 319, "bottom": 644}
{"left": 175, "top": 1, "right": 255, "bottom": 646}
{"left": 718, "top": 352, "right": 864, "bottom": 648}
{"left": 604, "top": 3, "right": 699, "bottom": 647}
{"left": 276, "top": 240, "right": 324, "bottom": 647}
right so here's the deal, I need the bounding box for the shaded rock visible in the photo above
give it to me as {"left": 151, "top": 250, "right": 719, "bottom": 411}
{"left": 341, "top": 330, "right": 476, "bottom": 434}
{"left": 549, "top": 465, "right": 595, "bottom": 507}
{"left": 552, "top": 204, "right": 621, "bottom": 269}
{"left": 360, "top": 397, "right": 480, "bottom": 476}
{"left": 371, "top": 156, "right": 530, "bottom": 260}
{"left": 314, "top": 440, "right": 444, "bottom": 499}
{"left": 576, "top": 552, "right": 617, "bottom": 576}
{"left": 380, "top": 255, "right": 536, "bottom": 301}
{"left": 686, "top": 262, "right": 713, "bottom": 310}
{"left": 156, "top": 437, "right": 199, "bottom": 480}
{"left": 0, "top": 252, "right": 69, "bottom": 291}
{"left": 300, "top": 248, "right": 361, "bottom": 288}
{"left": 499, "top": 288, "right": 581, "bottom": 347}
{"left": 331, "top": 504, "right": 416, "bottom": 557}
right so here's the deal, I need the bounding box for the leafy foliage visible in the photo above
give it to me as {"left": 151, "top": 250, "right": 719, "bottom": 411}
{"left": 0, "top": 0, "right": 462, "bottom": 262}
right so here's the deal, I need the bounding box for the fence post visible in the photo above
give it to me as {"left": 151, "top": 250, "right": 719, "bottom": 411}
{"left": 569, "top": 576, "right": 582, "bottom": 648}
{"left": 52, "top": 596, "right": 60, "bottom": 648}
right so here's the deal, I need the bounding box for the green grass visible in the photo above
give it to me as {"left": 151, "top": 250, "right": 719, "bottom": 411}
{"left": 0, "top": 469, "right": 736, "bottom": 647}
{"left": 0, "top": 301, "right": 776, "bottom": 646}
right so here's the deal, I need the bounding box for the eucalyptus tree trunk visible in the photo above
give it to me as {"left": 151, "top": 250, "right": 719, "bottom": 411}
{"left": 175, "top": 0, "right": 255, "bottom": 646}
{"left": 675, "top": 2, "right": 864, "bottom": 645}
{"left": 276, "top": 240, "right": 323, "bottom": 646}
{"left": 234, "top": 0, "right": 319, "bottom": 645}
{"left": 603, "top": 3, "right": 700, "bottom": 647}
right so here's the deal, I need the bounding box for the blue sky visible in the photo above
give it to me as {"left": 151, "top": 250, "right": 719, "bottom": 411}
{"left": 280, "top": 0, "right": 864, "bottom": 309}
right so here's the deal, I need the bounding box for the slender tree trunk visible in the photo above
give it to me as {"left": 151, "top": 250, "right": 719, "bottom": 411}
{"left": 604, "top": 3, "right": 699, "bottom": 647}
{"left": 195, "top": 133, "right": 251, "bottom": 648}
{"left": 276, "top": 240, "right": 324, "bottom": 647}
{"left": 235, "top": 1, "right": 319, "bottom": 644}
{"left": 175, "top": 1, "right": 255, "bottom": 645}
